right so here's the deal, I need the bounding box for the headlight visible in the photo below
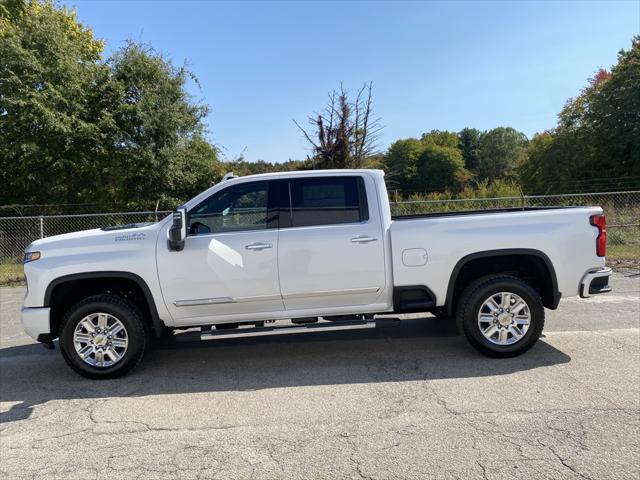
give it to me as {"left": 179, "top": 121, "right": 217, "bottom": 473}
{"left": 23, "top": 251, "right": 41, "bottom": 263}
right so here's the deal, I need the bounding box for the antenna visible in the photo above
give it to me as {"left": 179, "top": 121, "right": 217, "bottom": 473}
{"left": 222, "top": 172, "right": 236, "bottom": 181}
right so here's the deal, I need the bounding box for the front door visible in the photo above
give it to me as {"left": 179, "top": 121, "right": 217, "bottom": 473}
{"left": 156, "top": 180, "right": 283, "bottom": 324}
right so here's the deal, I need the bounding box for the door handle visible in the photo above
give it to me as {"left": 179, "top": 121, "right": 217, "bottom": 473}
{"left": 351, "top": 235, "right": 378, "bottom": 244}
{"left": 245, "top": 242, "right": 273, "bottom": 250}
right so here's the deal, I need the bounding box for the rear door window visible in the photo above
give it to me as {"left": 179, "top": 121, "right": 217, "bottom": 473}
{"left": 288, "top": 177, "right": 368, "bottom": 227}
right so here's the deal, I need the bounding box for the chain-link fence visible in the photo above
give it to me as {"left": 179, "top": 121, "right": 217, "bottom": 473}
{"left": 0, "top": 211, "right": 171, "bottom": 265}
{"left": 1, "top": 191, "right": 638, "bottom": 267}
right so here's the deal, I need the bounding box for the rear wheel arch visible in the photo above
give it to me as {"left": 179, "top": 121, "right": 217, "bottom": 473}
{"left": 445, "top": 249, "right": 560, "bottom": 317}
{"left": 44, "top": 272, "right": 164, "bottom": 339}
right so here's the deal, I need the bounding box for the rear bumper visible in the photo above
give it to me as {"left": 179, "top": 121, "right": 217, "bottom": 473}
{"left": 580, "top": 267, "right": 612, "bottom": 298}
{"left": 21, "top": 306, "right": 51, "bottom": 342}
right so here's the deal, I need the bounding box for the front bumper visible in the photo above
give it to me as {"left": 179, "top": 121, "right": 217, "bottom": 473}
{"left": 580, "top": 267, "right": 612, "bottom": 298}
{"left": 21, "top": 306, "right": 52, "bottom": 344}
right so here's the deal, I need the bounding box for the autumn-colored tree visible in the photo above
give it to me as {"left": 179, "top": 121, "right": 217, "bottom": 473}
{"left": 295, "top": 83, "right": 382, "bottom": 169}
{"left": 520, "top": 36, "right": 640, "bottom": 193}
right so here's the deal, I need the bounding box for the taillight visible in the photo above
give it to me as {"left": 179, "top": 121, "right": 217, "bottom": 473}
{"left": 590, "top": 214, "right": 606, "bottom": 257}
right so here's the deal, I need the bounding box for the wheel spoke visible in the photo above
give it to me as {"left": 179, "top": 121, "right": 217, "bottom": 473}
{"left": 486, "top": 298, "right": 500, "bottom": 313}
{"left": 108, "top": 323, "right": 124, "bottom": 336}
{"left": 479, "top": 314, "right": 494, "bottom": 324}
{"left": 105, "top": 348, "right": 120, "bottom": 362}
{"left": 111, "top": 338, "right": 127, "bottom": 349}
{"left": 75, "top": 333, "right": 92, "bottom": 344}
{"left": 511, "top": 301, "right": 527, "bottom": 314}
{"left": 79, "top": 318, "right": 95, "bottom": 333}
{"left": 509, "top": 326, "right": 523, "bottom": 341}
{"left": 94, "top": 350, "right": 104, "bottom": 366}
{"left": 498, "top": 328, "right": 509, "bottom": 344}
{"left": 501, "top": 293, "right": 511, "bottom": 308}
{"left": 79, "top": 344, "right": 94, "bottom": 358}
{"left": 514, "top": 315, "right": 530, "bottom": 325}
{"left": 482, "top": 324, "right": 499, "bottom": 339}
{"left": 97, "top": 313, "right": 108, "bottom": 329}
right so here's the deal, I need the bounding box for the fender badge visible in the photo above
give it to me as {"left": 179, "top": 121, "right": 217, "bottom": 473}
{"left": 115, "top": 233, "right": 146, "bottom": 242}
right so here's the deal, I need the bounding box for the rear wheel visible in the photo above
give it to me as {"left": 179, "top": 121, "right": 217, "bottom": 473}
{"left": 456, "top": 275, "right": 544, "bottom": 357}
{"left": 59, "top": 294, "right": 147, "bottom": 379}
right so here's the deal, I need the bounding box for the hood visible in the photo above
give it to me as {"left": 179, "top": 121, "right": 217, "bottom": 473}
{"left": 26, "top": 222, "right": 163, "bottom": 253}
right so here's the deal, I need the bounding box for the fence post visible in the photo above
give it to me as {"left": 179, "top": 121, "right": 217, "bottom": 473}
{"left": 39, "top": 216, "right": 44, "bottom": 239}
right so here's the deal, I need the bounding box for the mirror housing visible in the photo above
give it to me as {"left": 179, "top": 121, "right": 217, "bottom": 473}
{"left": 168, "top": 207, "right": 187, "bottom": 251}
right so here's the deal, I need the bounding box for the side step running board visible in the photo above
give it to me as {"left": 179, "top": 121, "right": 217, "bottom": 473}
{"left": 199, "top": 319, "right": 395, "bottom": 341}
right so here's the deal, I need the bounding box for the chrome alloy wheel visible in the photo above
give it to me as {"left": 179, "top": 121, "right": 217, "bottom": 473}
{"left": 477, "top": 292, "right": 531, "bottom": 346}
{"left": 73, "top": 313, "right": 129, "bottom": 367}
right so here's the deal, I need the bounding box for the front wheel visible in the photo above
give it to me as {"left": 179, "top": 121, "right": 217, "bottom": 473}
{"left": 59, "top": 294, "right": 148, "bottom": 379}
{"left": 456, "top": 275, "right": 545, "bottom": 358}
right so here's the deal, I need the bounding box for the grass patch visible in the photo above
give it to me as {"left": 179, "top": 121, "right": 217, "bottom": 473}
{"left": 0, "top": 263, "right": 24, "bottom": 286}
{"left": 607, "top": 244, "right": 640, "bottom": 269}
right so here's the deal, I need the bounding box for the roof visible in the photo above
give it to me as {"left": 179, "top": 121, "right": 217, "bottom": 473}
{"left": 225, "top": 168, "right": 385, "bottom": 182}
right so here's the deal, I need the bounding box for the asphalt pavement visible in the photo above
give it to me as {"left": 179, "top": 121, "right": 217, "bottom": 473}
{"left": 0, "top": 272, "right": 638, "bottom": 479}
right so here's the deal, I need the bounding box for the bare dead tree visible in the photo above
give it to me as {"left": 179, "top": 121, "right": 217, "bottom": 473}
{"left": 294, "top": 82, "right": 382, "bottom": 169}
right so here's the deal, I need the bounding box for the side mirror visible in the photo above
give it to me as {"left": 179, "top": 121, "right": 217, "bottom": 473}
{"left": 168, "top": 207, "right": 187, "bottom": 251}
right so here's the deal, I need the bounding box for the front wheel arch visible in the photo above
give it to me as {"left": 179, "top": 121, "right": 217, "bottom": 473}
{"left": 45, "top": 272, "right": 164, "bottom": 339}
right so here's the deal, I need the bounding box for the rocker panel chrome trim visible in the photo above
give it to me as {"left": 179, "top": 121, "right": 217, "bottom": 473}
{"left": 174, "top": 293, "right": 283, "bottom": 307}
{"left": 281, "top": 287, "right": 381, "bottom": 300}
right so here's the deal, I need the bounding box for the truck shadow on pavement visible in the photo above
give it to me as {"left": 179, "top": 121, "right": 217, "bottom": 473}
{"left": 0, "top": 316, "right": 570, "bottom": 423}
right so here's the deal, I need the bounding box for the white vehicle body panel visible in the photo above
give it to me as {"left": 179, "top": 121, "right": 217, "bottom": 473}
{"left": 22, "top": 223, "right": 171, "bottom": 321}
{"left": 156, "top": 229, "right": 283, "bottom": 324}
{"left": 20, "top": 169, "right": 608, "bottom": 342}
{"left": 390, "top": 207, "right": 605, "bottom": 305}
{"left": 278, "top": 173, "right": 389, "bottom": 310}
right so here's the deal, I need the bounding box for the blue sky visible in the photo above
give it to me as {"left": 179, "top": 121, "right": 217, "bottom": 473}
{"left": 66, "top": 0, "right": 639, "bottom": 163}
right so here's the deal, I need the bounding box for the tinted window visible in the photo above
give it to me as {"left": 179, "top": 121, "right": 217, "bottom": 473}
{"left": 289, "top": 177, "right": 368, "bottom": 227}
{"left": 189, "top": 181, "right": 269, "bottom": 234}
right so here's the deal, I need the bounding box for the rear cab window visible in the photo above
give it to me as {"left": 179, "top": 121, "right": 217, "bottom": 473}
{"left": 284, "top": 176, "right": 369, "bottom": 228}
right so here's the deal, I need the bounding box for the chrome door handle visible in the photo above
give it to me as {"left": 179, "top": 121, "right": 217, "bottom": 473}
{"left": 245, "top": 242, "right": 272, "bottom": 250}
{"left": 351, "top": 235, "right": 378, "bottom": 243}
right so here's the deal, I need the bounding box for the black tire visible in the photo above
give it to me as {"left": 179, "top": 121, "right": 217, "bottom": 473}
{"left": 455, "top": 275, "right": 545, "bottom": 358}
{"left": 59, "top": 294, "right": 148, "bottom": 379}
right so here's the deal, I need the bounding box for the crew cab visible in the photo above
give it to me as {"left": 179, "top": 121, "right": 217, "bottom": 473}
{"left": 21, "top": 169, "right": 612, "bottom": 378}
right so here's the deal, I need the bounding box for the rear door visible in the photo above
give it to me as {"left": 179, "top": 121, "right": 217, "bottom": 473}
{"left": 278, "top": 175, "right": 386, "bottom": 310}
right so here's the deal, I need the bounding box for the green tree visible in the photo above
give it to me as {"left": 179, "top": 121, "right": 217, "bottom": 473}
{"left": 0, "top": 0, "right": 110, "bottom": 205}
{"left": 106, "top": 42, "right": 219, "bottom": 208}
{"left": 0, "top": 1, "right": 222, "bottom": 209}
{"left": 383, "top": 138, "right": 423, "bottom": 192}
{"left": 415, "top": 144, "right": 466, "bottom": 192}
{"left": 420, "top": 130, "right": 459, "bottom": 149}
{"left": 477, "top": 127, "right": 528, "bottom": 181}
{"left": 458, "top": 128, "right": 482, "bottom": 173}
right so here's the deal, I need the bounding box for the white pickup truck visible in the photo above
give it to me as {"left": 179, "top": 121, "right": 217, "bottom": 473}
{"left": 21, "top": 169, "right": 611, "bottom": 378}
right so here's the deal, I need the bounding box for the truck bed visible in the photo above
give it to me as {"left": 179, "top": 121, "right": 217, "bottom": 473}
{"left": 392, "top": 206, "right": 580, "bottom": 220}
